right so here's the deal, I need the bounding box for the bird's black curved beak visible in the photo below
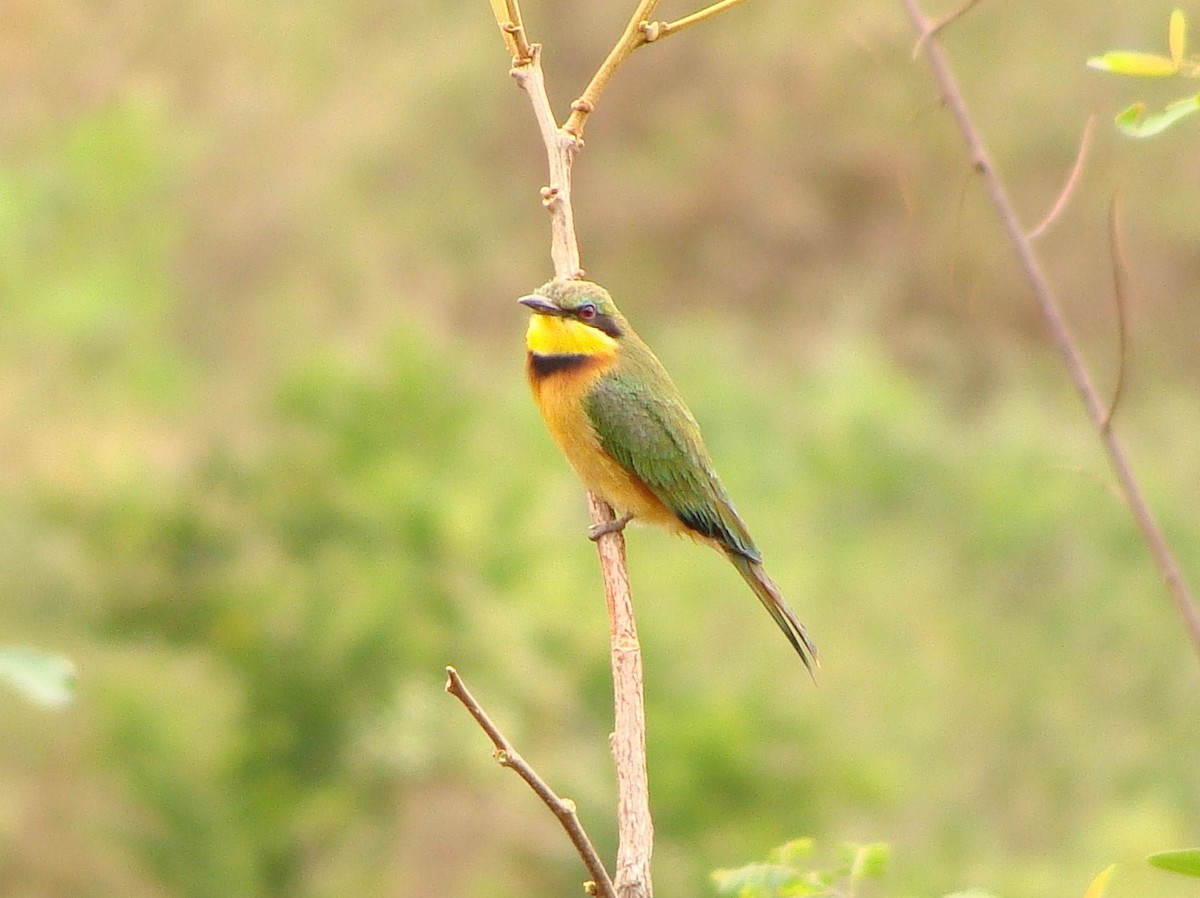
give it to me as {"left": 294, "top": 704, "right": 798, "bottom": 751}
{"left": 518, "top": 295, "right": 562, "bottom": 315}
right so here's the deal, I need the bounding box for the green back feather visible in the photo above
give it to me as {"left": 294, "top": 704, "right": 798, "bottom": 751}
{"left": 584, "top": 333, "right": 760, "bottom": 561}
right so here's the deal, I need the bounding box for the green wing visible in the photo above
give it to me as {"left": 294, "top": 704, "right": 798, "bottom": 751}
{"left": 584, "top": 369, "right": 760, "bottom": 561}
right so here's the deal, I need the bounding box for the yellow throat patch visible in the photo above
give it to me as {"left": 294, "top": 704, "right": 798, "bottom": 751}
{"left": 525, "top": 313, "right": 619, "bottom": 357}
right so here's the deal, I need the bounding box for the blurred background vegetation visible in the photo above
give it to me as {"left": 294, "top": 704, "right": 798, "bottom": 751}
{"left": 2, "top": 0, "right": 1199, "bottom": 896}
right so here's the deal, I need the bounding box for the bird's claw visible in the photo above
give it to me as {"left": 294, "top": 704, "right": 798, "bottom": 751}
{"left": 587, "top": 512, "right": 633, "bottom": 541}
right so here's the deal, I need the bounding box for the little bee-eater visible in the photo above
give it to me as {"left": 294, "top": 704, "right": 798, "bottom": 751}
{"left": 519, "top": 279, "right": 817, "bottom": 674}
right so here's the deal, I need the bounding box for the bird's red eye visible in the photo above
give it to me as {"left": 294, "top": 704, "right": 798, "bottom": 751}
{"left": 578, "top": 303, "right": 597, "bottom": 320}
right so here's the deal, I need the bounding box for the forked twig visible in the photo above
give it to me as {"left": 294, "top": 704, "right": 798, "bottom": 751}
{"left": 565, "top": 0, "right": 661, "bottom": 138}
{"left": 902, "top": 0, "right": 1200, "bottom": 658}
{"left": 912, "top": 0, "right": 986, "bottom": 58}
{"left": 564, "top": 0, "right": 751, "bottom": 138}
{"left": 446, "top": 667, "right": 617, "bottom": 898}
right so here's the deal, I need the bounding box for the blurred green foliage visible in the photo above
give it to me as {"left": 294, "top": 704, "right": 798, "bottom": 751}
{"left": 0, "top": 648, "right": 76, "bottom": 707}
{"left": 1, "top": 1, "right": 1199, "bottom": 898}
{"left": 716, "top": 839, "right": 1200, "bottom": 897}
{"left": 713, "top": 837, "right": 890, "bottom": 897}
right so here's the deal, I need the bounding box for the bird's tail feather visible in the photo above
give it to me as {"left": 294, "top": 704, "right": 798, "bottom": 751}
{"left": 726, "top": 551, "right": 819, "bottom": 679}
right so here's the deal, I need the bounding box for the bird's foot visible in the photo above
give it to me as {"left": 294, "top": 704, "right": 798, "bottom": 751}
{"left": 587, "top": 512, "right": 633, "bottom": 541}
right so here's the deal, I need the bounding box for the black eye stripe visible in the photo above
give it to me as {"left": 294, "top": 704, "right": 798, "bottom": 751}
{"left": 589, "top": 313, "right": 623, "bottom": 338}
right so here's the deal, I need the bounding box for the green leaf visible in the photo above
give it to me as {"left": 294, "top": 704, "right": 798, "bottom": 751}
{"left": 1169, "top": 8, "right": 1187, "bottom": 67}
{"left": 1087, "top": 51, "right": 1180, "bottom": 77}
{"left": 1115, "top": 93, "right": 1200, "bottom": 136}
{"left": 1148, "top": 848, "right": 1200, "bottom": 878}
{"left": 0, "top": 647, "right": 76, "bottom": 707}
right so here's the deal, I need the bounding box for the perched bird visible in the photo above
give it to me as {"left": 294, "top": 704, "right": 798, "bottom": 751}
{"left": 519, "top": 278, "right": 817, "bottom": 674}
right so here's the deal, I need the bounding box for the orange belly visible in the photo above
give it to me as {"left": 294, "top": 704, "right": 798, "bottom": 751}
{"left": 528, "top": 354, "right": 685, "bottom": 535}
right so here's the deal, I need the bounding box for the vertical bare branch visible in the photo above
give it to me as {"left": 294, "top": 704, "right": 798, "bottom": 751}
{"left": 901, "top": 0, "right": 1200, "bottom": 659}
{"left": 510, "top": 47, "right": 585, "bottom": 280}
{"left": 588, "top": 494, "right": 654, "bottom": 898}
{"left": 492, "top": 10, "right": 660, "bottom": 896}
{"left": 509, "top": 38, "right": 652, "bottom": 897}
{"left": 480, "top": 3, "right": 762, "bottom": 891}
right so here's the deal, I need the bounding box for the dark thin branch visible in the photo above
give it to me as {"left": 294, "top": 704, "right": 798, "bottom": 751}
{"left": 902, "top": 0, "right": 1200, "bottom": 659}
{"left": 445, "top": 667, "right": 617, "bottom": 898}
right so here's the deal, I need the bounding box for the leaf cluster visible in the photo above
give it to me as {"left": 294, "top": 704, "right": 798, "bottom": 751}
{"left": 713, "top": 838, "right": 888, "bottom": 898}
{"left": 1089, "top": 9, "right": 1200, "bottom": 136}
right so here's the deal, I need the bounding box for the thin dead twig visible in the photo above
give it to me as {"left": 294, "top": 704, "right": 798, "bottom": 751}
{"left": 642, "top": 0, "right": 753, "bottom": 42}
{"left": 565, "top": 0, "right": 662, "bottom": 139}
{"left": 564, "top": 0, "right": 749, "bottom": 138}
{"left": 446, "top": 666, "right": 617, "bottom": 898}
{"left": 1104, "top": 192, "right": 1131, "bottom": 430}
{"left": 1027, "top": 115, "right": 1096, "bottom": 242}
